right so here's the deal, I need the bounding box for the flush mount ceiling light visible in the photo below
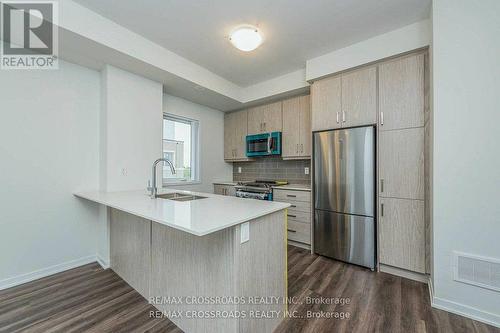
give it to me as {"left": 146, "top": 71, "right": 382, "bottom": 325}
{"left": 229, "top": 26, "right": 263, "bottom": 52}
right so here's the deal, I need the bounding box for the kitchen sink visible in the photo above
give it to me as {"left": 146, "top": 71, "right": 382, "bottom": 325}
{"left": 156, "top": 192, "right": 207, "bottom": 201}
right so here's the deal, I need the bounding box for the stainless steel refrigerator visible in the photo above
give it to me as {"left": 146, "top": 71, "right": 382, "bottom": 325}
{"left": 313, "top": 126, "right": 376, "bottom": 269}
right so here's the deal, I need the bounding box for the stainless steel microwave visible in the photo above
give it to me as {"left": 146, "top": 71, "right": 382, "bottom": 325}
{"left": 246, "top": 132, "right": 282, "bottom": 157}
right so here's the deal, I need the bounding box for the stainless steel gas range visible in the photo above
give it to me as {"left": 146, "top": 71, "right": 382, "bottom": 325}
{"left": 235, "top": 180, "right": 287, "bottom": 201}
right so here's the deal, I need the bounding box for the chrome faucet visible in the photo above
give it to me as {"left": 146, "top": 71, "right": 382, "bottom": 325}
{"left": 149, "top": 158, "right": 176, "bottom": 198}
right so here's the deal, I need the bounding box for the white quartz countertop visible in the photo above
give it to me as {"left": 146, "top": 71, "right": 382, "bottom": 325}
{"left": 212, "top": 181, "right": 239, "bottom": 186}
{"left": 74, "top": 189, "right": 290, "bottom": 237}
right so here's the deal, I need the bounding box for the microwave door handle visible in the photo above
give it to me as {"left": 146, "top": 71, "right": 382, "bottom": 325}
{"left": 267, "top": 134, "right": 272, "bottom": 153}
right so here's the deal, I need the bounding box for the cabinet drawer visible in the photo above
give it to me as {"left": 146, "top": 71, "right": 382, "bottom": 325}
{"left": 283, "top": 200, "right": 311, "bottom": 213}
{"left": 286, "top": 210, "right": 311, "bottom": 224}
{"left": 287, "top": 220, "right": 311, "bottom": 245}
{"left": 274, "top": 189, "right": 310, "bottom": 203}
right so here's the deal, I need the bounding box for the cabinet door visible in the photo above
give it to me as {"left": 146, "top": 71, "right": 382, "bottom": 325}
{"left": 298, "top": 95, "right": 311, "bottom": 157}
{"left": 247, "top": 106, "right": 263, "bottom": 135}
{"left": 224, "top": 113, "right": 235, "bottom": 160}
{"left": 379, "top": 128, "right": 424, "bottom": 200}
{"left": 311, "top": 75, "right": 342, "bottom": 131}
{"left": 341, "top": 66, "right": 377, "bottom": 127}
{"left": 379, "top": 197, "right": 425, "bottom": 273}
{"left": 234, "top": 110, "right": 248, "bottom": 159}
{"left": 263, "top": 101, "right": 282, "bottom": 133}
{"left": 226, "top": 186, "right": 236, "bottom": 196}
{"left": 282, "top": 97, "right": 300, "bottom": 157}
{"left": 379, "top": 53, "right": 425, "bottom": 130}
{"left": 214, "top": 184, "right": 225, "bottom": 195}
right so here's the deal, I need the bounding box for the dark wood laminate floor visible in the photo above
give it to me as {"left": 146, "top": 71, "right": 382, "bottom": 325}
{"left": 0, "top": 246, "right": 498, "bottom": 333}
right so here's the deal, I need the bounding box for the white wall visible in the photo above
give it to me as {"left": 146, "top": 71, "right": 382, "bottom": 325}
{"left": 0, "top": 60, "right": 101, "bottom": 288}
{"left": 163, "top": 94, "right": 232, "bottom": 193}
{"left": 101, "top": 65, "right": 163, "bottom": 191}
{"left": 432, "top": 0, "right": 500, "bottom": 326}
{"left": 306, "top": 19, "right": 430, "bottom": 81}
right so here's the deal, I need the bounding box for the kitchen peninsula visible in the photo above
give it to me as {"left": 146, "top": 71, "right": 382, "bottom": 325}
{"left": 75, "top": 189, "right": 290, "bottom": 333}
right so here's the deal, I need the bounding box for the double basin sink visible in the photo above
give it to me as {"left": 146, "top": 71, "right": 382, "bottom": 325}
{"left": 156, "top": 192, "right": 207, "bottom": 202}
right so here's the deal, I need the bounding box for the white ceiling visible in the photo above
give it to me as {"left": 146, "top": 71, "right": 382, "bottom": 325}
{"left": 73, "top": 0, "right": 430, "bottom": 87}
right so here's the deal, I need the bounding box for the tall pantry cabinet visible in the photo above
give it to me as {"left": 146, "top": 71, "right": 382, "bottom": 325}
{"left": 377, "top": 52, "right": 428, "bottom": 274}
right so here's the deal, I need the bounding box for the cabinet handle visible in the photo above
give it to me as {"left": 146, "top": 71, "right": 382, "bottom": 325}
{"left": 381, "top": 203, "right": 384, "bottom": 217}
{"left": 287, "top": 229, "right": 297, "bottom": 233}
{"left": 342, "top": 110, "right": 346, "bottom": 123}
{"left": 286, "top": 194, "right": 296, "bottom": 198}
{"left": 336, "top": 111, "right": 340, "bottom": 124}
{"left": 291, "top": 205, "right": 297, "bottom": 208}
{"left": 380, "top": 112, "right": 384, "bottom": 125}
{"left": 380, "top": 179, "right": 384, "bottom": 193}
{"left": 296, "top": 144, "right": 298, "bottom": 154}
{"left": 301, "top": 144, "right": 303, "bottom": 153}
{"left": 287, "top": 214, "right": 297, "bottom": 218}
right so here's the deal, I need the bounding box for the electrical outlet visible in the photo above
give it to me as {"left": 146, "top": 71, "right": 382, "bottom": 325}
{"left": 121, "top": 168, "right": 127, "bottom": 176}
{"left": 238, "top": 167, "right": 242, "bottom": 174}
{"left": 240, "top": 222, "right": 249, "bottom": 243}
{"left": 304, "top": 167, "right": 310, "bottom": 175}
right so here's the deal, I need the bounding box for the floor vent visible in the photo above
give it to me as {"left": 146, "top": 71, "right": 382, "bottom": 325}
{"left": 454, "top": 252, "right": 500, "bottom": 292}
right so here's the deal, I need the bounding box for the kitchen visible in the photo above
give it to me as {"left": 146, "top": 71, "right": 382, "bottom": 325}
{"left": 1, "top": 1, "right": 499, "bottom": 333}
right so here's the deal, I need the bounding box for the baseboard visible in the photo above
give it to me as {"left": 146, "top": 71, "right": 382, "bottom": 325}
{"left": 288, "top": 240, "right": 311, "bottom": 251}
{"left": 379, "top": 264, "right": 429, "bottom": 283}
{"left": 430, "top": 294, "right": 500, "bottom": 328}
{"left": 0, "top": 255, "right": 97, "bottom": 291}
{"left": 96, "top": 255, "right": 110, "bottom": 269}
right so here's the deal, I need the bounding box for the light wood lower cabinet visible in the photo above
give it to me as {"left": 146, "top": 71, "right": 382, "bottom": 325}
{"left": 274, "top": 188, "right": 311, "bottom": 248}
{"left": 110, "top": 209, "right": 151, "bottom": 299}
{"left": 379, "top": 197, "right": 425, "bottom": 273}
{"left": 214, "top": 184, "right": 236, "bottom": 196}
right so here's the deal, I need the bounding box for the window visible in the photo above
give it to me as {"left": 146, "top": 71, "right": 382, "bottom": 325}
{"left": 162, "top": 114, "right": 199, "bottom": 184}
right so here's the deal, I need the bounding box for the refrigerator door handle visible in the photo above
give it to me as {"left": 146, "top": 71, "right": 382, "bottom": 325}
{"left": 336, "top": 111, "right": 340, "bottom": 124}
{"left": 380, "top": 111, "right": 384, "bottom": 125}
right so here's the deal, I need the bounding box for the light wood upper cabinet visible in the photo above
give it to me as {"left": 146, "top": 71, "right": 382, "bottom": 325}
{"left": 282, "top": 95, "right": 311, "bottom": 159}
{"left": 247, "top": 102, "right": 282, "bottom": 135}
{"left": 224, "top": 110, "right": 248, "bottom": 161}
{"left": 311, "top": 75, "right": 342, "bottom": 131}
{"left": 311, "top": 66, "right": 376, "bottom": 131}
{"left": 379, "top": 53, "right": 425, "bottom": 130}
{"left": 233, "top": 110, "right": 248, "bottom": 159}
{"left": 379, "top": 127, "right": 424, "bottom": 200}
{"left": 299, "top": 95, "right": 311, "bottom": 157}
{"left": 379, "top": 197, "right": 425, "bottom": 273}
{"left": 224, "top": 112, "right": 235, "bottom": 160}
{"left": 247, "top": 106, "right": 262, "bottom": 136}
{"left": 341, "top": 66, "right": 377, "bottom": 127}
